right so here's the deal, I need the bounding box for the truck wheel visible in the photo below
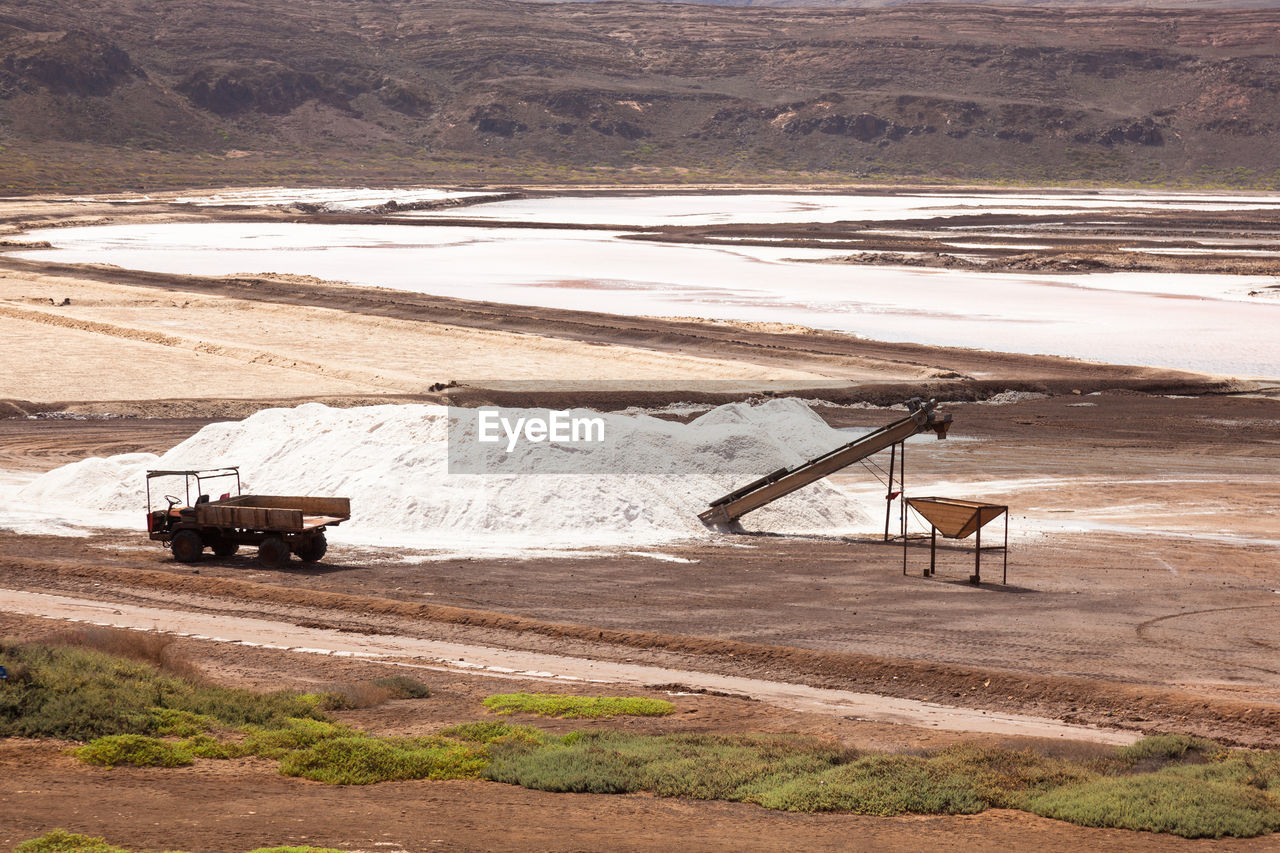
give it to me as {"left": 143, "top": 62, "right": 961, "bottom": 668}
{"left": 296, "top": 533, "right": 327, "bottom": 563}
{"left": 258, "top": 536, "right": 290, "bottom": 568}
{"left": 171, "top": 530, "right": 204, "bottom": 563}
{"left": 211, "top": 537, "right": 239, "bottom": 558}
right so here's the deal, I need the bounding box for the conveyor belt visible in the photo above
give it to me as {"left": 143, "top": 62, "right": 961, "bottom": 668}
{"left": 699, "top": 397, "right": 951, "bottom": 525}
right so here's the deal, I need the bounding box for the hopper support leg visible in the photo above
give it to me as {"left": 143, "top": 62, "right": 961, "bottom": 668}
{"left": 1003, "top": 510, "right": 1009, "bottom": 585}
{"left": 928, "top": 525, "right": 936, "bottom": 577}
{"left": 884, "top": 442, "right": 896, "bottom": 541}
{"left": 971, "top": 523, "right": 981, "bottom": 584}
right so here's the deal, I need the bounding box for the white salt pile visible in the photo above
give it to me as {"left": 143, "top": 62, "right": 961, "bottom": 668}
{"left": 979, "top": 390, "right": 1051, "bottom": 405}
{"left": 13, "top": 399, "right": 876, "bottom": 555}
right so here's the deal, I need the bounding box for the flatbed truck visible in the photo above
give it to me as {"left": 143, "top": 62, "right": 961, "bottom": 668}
{"left": 146, "top": 467, "right": 350, "bottom": 568}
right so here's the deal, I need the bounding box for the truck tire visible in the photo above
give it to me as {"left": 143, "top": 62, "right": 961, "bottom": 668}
{"left": 171, "top": 530, "right": 204, "bottom": 563}
{"left": 210, "top": 536, "right": 239, "bottom": 558}
{"left": 258, "top": 536, "right": 290, "bottom": 568}
{"left": 296, "top": 533, "right": 327, "bottom": 563}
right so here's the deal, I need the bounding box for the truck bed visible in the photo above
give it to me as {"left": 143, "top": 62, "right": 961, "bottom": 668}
{"left": 195, "top": 495, "right": 351, "bottom": 533}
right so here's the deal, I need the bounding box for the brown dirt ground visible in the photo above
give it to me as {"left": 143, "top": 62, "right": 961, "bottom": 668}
{"left": 1, "top": 613, "right": 1275, "bottom": 853}
{"left": 13, "top": 741, "right": 1272, "bottom": 853}
{"left": 2, "top": 392, "right": 1280, "bottom": 853}
{"left": 2, "top": 198, "right": 1279, "bottom": 850}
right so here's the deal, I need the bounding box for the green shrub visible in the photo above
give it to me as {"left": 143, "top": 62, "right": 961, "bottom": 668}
{"left": 1156, "top": 748, "right": 1280, "bottom": 792}
{"left": 439, "top": 720, "right": 547, "bottom": 746}
{"left": 181, "top": 733, "right": 239, "bottom": 759}
{"left": 0, "top": 643, "right": 328, "bottom": 741}
{"left": 240, "top": 718, "right": 356, "bottom": 760}
{"left": 486, "top": 731, "right": 843, "bottom": 799}
{"left": 278, "top": 735, "right": 487, "bottom": 784}
{"left": 168, "top": 684, "right": 328, "bottom": 729}
{"left": 0, "top": 644, "right": 173, "bottom": 740}
{"left": 482, "top": 693, "right": 674, "bottom": 719}
{"left": 150, "top": 708, "right": 214, "bottom": 737}
{"left": 640, "top": 733, "right": 846, "bottom": 801}
{"left": 1119, "top": 734, "right": 1221, "bottom": 766}
{"left": 485, "top": 732, "right": 646, "bottom": 794}
{"left": 929, "top": 743, "right": 1094, "bottom": 808}
{"left": 74, "top": 734, "right": 193, "bottom": 768}
{"left": 755, "top": 753, "right": 985, "bottom": 816}
{"left": 1027, "top": 774, "right": 1280, "bottom": 839}
{"left": 15, "top": 830, "right": 129, "bottom": 853}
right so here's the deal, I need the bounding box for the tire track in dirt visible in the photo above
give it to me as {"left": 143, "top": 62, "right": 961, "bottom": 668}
{"left": 1135, "top": 604, "right": 1280, "bottom": 677}
{"left": 0, "top": 303, "right": 415, "bottom": 393}
{"left": 0, "top": 418, "right": 207, "bottom": 472}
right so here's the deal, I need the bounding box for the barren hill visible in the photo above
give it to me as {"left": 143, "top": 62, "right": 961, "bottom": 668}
{"left": 2, "top": 0, "right": 1279, "bottom": 189}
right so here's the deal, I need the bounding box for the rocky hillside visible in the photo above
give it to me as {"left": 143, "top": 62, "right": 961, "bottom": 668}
{"left": 2, "top": 0, "right": 1279, "bottom": 188}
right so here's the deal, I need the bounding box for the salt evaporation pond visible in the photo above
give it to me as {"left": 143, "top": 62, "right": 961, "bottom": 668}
{"left": 6, "top": 399, "right": 879, "bottom": 555}
{"left": 403, "top": 190, "right": 1280, "bottom": 227}
{"left": 18, "top": 218, "right": 1280, "bottom": 380}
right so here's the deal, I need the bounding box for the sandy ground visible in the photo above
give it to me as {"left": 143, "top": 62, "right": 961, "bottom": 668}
{"left": 0, "top": 252, "right": 1238, "bottom": 414}
{"left": 0, "top": 269, "right": 849, "bottom": 403}
{"left": 2, "top": 193, "right": 1280, "bottom": 850}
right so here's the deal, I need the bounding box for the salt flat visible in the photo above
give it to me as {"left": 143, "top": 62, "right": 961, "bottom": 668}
{"left": 16, "top": 210, "right": 1280, "bottom": 377}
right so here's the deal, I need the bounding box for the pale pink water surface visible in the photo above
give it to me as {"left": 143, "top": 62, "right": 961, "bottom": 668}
{"left": 16, "top": 191, "right": 1280, "bottom": 379}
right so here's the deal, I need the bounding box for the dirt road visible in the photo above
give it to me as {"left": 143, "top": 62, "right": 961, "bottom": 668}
{"left": 2, "top": 587, "right": 1136, "bottom": 744}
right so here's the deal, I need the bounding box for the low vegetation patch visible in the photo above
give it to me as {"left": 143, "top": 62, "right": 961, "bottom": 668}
{"left": 326, "top": 675, "right": 432, "bottom": 710}
{"left": 1118, "top": 733, "right": 1220, "bottom": 766}
{"left": 756, "top": 752, "right": 985, "bottom": 816}
{"left": 486, "top": 731, "right": 844, "bottom": 798}
{"left": 1027, "top": 775, "right": 1280, "bottom": 839}
{"left": 482, "top": 692, "right": 675, "bottom": 719}
{"left": 15, "top": 830, "right": 131, "bottom": 853}
{"left": 238, "top": 718, "right": 357, "bottom": 760}
{"left": 0, "top": 640, "right": 328, "bottom": 741}
{"left": 5, "top": 639, "right": 1279, "bottom": 838}
{"left": 279, "top": 735, "right": 488, "bottom": 785}
{"left": 15, "top": 831, "right": 348, "bottom": 853}
{"left": 73, "top": 734, "right": 194, "bottom": 768}
{"left": 439, "top": 720, "right": 549, "bottom": 746}
{"left": 484, "top": 731, "right": 1280, "bottom": 838}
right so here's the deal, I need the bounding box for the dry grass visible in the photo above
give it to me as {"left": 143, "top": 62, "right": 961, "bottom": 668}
{"left": 39, "top": 626, "right": 202, "bottom": 682}
{"left": 327, "top": 682, "right": 392, "bottom": 710}
{"left": 325, "top": 675, "right": 431, "bottom": 709}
